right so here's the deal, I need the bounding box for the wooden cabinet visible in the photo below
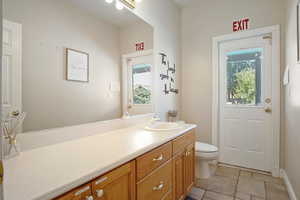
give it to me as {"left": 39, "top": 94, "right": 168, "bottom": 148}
{"left": 172, "top": 151, "right": 185, "bottom": 200}
{"left": 91, "top": 161, "right": 136, "bottom": 200}
{"left": 137, "top": 160, "right": 172, "bottom": 200}
{"left": 53, "top": 129, "right": 196, "bottom": 200}
{"left": 136, "top": 142, "right": 172, "bottom": 181}
{"left": 173, "top": 130, "right": 195, "bottom": 156}
{"left": 55, "top": 162, "right": 135, "bottom": 200}
{"left": 173, "top": 130, "right": 196, "bottom": 200}
{"left": 184, "top": 144, "right": 195, "bottom": 194}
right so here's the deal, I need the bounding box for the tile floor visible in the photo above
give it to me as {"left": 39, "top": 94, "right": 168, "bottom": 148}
{"left": 186, "top": 164, "right": 290, "bottom": 200}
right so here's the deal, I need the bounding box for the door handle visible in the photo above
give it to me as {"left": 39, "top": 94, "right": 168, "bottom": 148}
{"left": 153, "top": 182, "right": 164, "bottom": 191}
{"left": 265, "top": 107, "right": 272, "bottom": 113}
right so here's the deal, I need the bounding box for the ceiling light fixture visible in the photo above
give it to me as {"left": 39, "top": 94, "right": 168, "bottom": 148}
{"left": 105, "top": 0, "right": 114, "bottom": 3}
{"left": 115, "top": 0, "right": 124, "bottom": 10}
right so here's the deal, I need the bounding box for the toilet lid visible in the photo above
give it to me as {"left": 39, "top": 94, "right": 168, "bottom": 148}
{"left": 195, "top": 142, "right": 218, "bottom": 153}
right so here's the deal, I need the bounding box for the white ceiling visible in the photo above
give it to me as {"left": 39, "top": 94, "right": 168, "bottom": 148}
{"left": 173, "top": 0, "right": 195, "bottom": 7}
{"left": 68, "top": 0, "right": 146, "bottom": 28}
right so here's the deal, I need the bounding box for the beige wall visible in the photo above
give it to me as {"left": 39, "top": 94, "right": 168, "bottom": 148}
{"left": 181, "top": 0, "right": 286, "bottom": 145}
{"left": 285, "top": 0, "right": 300, "bottom": 197}
{"left": 120, "top": 21, "right": 153, "bottom": 55}
{"left": 4, "top": 0, "right": 122, "bottom": 131}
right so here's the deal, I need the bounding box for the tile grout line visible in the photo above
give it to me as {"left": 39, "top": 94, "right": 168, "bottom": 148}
{"left": 201, "top": 190, "right": 207, "bottom": 200}
{"left": 233, "top": 169, "right": 241, "bottom": 200}
{"left": 264, "top": 181, "right": 267, "bottom": 200}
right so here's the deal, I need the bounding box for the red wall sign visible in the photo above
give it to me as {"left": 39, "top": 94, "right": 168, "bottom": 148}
{"left": 233, "top": 18, "right": 250, "bottom": 32}
{"left": 135, "top": 42, "right": 144, "bottom": 51}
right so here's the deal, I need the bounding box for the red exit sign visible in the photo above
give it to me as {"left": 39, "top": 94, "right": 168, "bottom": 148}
{"left": 135, "top": 42, "right": 144, "bottom": 51}
{"left": 233, "top": 18, "right": 250, "bottom": 32}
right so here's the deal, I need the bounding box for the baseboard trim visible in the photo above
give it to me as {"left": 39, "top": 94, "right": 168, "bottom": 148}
{"left": 280, "top": 169, "right": 298, "bottom": 200}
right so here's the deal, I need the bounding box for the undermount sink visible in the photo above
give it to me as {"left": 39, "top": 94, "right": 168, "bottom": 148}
{"left": 144, "top": 121, "right": 183, "bottom": 131}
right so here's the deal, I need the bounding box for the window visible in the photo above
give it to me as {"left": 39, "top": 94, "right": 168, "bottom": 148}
{"left": 226, "top": 48, "right": 262, "bottom": 105}
{"left": 132, "top": 64, "right": 152, "bottom": 105}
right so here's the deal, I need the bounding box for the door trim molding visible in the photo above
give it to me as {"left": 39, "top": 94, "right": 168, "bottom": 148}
{"left": 121, "top": 49, "right": 153, "bottom": 117}
{"left": 212, "top": 25, "right": 281, "bottom": 177}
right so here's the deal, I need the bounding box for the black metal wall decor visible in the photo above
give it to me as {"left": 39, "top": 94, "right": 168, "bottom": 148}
{"left": 159, "top": 52, "right": 179, "bottom": 95}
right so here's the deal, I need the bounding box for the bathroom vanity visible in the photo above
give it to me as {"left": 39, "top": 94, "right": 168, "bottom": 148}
{"left": 53, "top": 128, "right": 195, "bottom": 200}
{"left": 3, "top": 123, "right": 196, "bottom": 200}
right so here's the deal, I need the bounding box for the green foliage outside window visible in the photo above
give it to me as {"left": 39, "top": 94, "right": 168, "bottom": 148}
{"left": 233, "top": 68, "right": 256, "bottom": 104}
{"left": 133, "top": 85, "right": 151, "bottom": 104}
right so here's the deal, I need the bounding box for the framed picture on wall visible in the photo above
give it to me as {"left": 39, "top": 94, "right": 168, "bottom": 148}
{"left": 297, "top": 1, "right": 300, "bottom": 62}
{"left": 66, "top": 48, "right": 89, "bottom": 82}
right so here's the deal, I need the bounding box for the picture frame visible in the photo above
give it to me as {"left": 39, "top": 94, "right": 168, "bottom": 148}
{"left": 297, "top": 1, "right": 300, "bottom": 62}
{"left": 66, "top": 48, "right": 89, "bottom": 82}
{"left": 120, "top": 0, "right": 136, "bottom": 9}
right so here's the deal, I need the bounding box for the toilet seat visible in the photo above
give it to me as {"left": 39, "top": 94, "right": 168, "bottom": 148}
{"left": 195, "top": 142, "right": 219, "bottom": 179}
{"left": 195, "top": 142, "right": 218, "bottom": 153}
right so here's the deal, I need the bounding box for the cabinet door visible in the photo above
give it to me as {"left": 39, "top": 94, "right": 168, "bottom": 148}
{"left": 92, "top": 161, "right": 136, "bottom": 200}
{"left": 184, "top": 144, "right": 195, "bottom": 194}
{"left": 172, "top": 151, "right": 185, "bottom": 200}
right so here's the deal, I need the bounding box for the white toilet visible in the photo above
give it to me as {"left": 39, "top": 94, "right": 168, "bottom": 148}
{"left": 195, "top": 142, "right": 219, "bottom": 179}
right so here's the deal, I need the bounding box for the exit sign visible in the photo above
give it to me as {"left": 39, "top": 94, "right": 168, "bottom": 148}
{"left": 233, "top": 18, "right": 250, "bottom": 32}
{"left": 136, "top": 42, "right": 144, "bottom": 51}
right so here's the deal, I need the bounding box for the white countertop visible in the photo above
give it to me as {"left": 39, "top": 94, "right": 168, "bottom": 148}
{"left": 3, "top": 123, "right": 196, "bottom": 200}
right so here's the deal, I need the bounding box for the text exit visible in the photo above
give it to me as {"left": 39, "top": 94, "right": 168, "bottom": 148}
{"left": 233, "top": 18, "right": 250, "bottom": 32}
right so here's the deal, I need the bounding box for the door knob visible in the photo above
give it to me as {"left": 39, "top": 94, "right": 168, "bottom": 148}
{"left": 265, "top": 107, "right": 272, "bottom": 113}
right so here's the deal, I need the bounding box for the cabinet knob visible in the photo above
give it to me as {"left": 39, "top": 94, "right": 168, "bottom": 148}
{"left": 152, "top": 154, "right": 163, "bottom": 162}
{"left": 153, "top": 181, "right": 164, "bottom": 191}
{"left": 96, "top": 189, "right": 104, "bottom": 198}
{"left": 85, "top": 196, "right": 94, "bottom": 200}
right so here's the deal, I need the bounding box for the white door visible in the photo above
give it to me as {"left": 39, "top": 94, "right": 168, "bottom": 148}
{"left": 2, "top": 19, "right": 22, "bottom": 119}
{"left": 1, "top": 19, "right": 22, "bottom": 162}
{"left": 123, "top": 51, "right": 153, "bottom": 116}
{"left": 219, "top": 35, "right": 273, "bottom": 171}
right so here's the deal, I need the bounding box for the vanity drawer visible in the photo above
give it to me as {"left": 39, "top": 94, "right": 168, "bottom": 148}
{"left": 137, "top": 159, "right": 172, "bottom": 200}
{"left": 54, "top": 183, "right": 93, "bottom": 200}
{"left": 173, "top": 130, "right": 195, "bottom": 155}
{"left": 136, "top": 142, "right": 172, "bottom": 181}
{"left": 91, "top": 161, "right": 135, "bottom": 200}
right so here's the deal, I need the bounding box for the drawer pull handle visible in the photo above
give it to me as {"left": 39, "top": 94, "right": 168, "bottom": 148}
{"left": 95, "top": 177, "right": 108, "bottom": 185}
{"left": 153, "top": 154, "right": 163, "bottom": 162}
{"left": 85, "top": 196, "right": 94, "bottom": 200}
{"left": 96, "top": 189, "right": 104, "bottom": 197}
{"left": 186, "top": 151, "right": 191, "bottom": 156}
{"left": 153, "top": 182, "right": 164, "bottom": 191}
{"left": 74, "top": 186, "right": 90, "bottom": 196}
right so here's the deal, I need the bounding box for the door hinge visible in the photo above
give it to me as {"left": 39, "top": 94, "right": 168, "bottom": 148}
{"left": 262, "top": 35, "right": 272, "bottom": 40}
{"left": 0, "top": 160, "right": 3, "bottom": 184}
{"left": 263, "top": 35, "right": 272, "bottom": 45}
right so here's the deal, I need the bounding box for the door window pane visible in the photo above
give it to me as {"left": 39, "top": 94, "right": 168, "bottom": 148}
{"left": 226, "top": 48, "right": 262, "bottom": 105}
{"left": 132, "top": 64, "right": 151, "bottom": 104}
